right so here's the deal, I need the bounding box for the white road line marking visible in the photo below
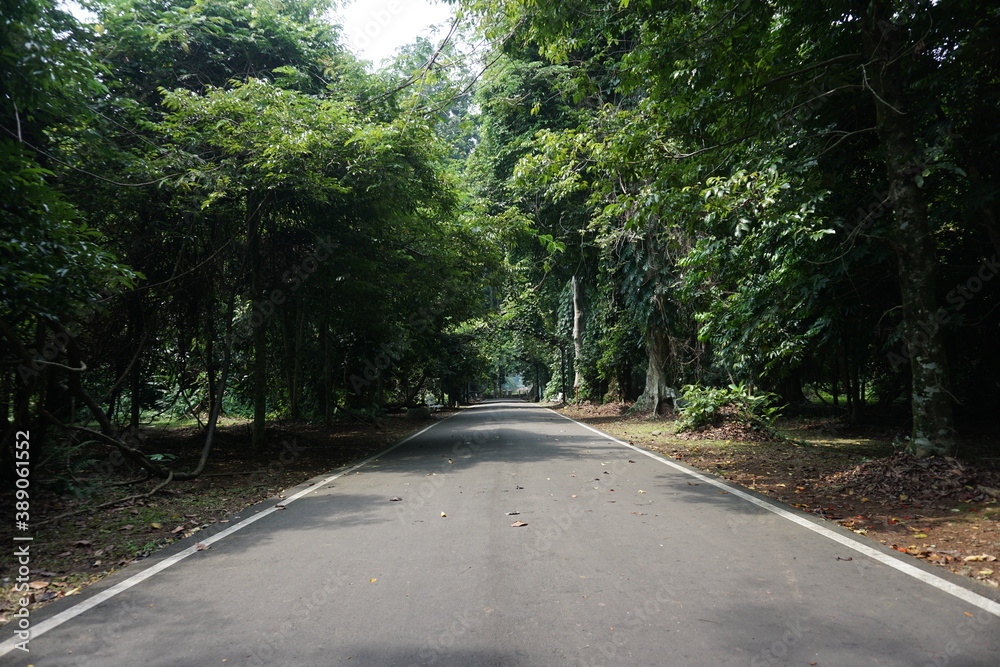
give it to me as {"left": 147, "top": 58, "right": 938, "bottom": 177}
{"left": 546, "top": 406, "right": 1000, "bottom": 618}
{"left": 0, "top": 416, "right": 451, "bottom": 658}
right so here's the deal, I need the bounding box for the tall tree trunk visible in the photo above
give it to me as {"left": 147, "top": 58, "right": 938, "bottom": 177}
{"left": 571, "top": 275, "right": 585, "bottom": 397}
{"left": 249, "top": 198, "right": 267, "bottom": 451}
{"left": 251, "top": 300, "right": 267, "bottom": 450}
{"left": 291, "top": 305, "right": 305, "bottom": 418}
{"left": 635, "top": 326, "right": 671, "bottom": 415}
{"left": 321, "top": 312, "right": 333, "bottom": 425}
{"left": 204, "top": 300, "right": 217, "bottom": 420}
{"left": 864, "top": 6, "right": 956, "bottom": 456}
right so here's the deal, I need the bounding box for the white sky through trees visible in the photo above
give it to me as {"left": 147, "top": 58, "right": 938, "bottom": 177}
{"left": 334, "top": 0, "right": 455, "bottom": 67}
{"left": 60, "top": 1, "right": 455, "bottom": 70}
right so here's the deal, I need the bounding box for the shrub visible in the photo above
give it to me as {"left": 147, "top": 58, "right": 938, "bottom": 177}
{"left": 675, "top": 382, "right": 782, "bottom": 433}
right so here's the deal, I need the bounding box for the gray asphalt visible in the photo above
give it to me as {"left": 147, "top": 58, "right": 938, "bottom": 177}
{"left": 4, "top": 400, "right": 999, "bottom": 666}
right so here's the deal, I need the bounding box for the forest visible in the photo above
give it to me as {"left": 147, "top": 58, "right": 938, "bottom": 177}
{"left": 2, "top": 0, "right": 999, "bottom": 493}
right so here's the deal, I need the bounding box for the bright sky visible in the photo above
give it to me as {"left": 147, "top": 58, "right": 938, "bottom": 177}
{"left": 334, "top": 0, "right": 455, "bottom": 67}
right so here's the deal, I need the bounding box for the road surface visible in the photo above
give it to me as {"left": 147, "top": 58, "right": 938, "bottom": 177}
{"left": 3, "top": 400, "right": 999, "bottom": 665}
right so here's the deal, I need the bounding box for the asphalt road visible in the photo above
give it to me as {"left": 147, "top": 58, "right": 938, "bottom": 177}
{"left": 3, "top": 400, "right": 999, "bottom": 666}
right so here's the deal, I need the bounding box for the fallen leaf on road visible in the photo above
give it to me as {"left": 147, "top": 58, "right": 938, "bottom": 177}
{"left": 195, "top": 543, "right": 208, "bottom": 551}
{"left": 390, "top": 497, "right": 403, "bottom": 502}
{"left": 571, "top": 495, "right": 577, "bottom": 498}
{"left": 836, "top": 557, "right": 853, "bottom": 561}
{"left": 628, "top": 460, "right": 636, "bottom": 463}
{"left": 511, "top": 521, "right": 528, "bottom": 527}
{"left": 687, "top": 482, "right": 699, "bottom": 486}
{"left": 638, "top": 490, "right": 646, "bottom": 493}
{"left": 370, "top": 578, "right": 377, "bottom": 583}
{"left": 441, "top": 512, "right": 447, "bottom": 517}
{"left": 516, "top": 486, "right": 524, "bottom": 490}
{"left": 506, "top": 511, "right": 520, "bottom": 515}
{"left": 275, "top": 505, "right": 286, "bottom": 510}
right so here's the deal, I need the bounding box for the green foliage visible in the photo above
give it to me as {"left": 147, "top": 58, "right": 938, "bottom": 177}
{"left": 676, "top": 383, "right": 782, "bottom": 435}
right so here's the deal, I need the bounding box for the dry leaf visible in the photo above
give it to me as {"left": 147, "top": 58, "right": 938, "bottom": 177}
{"left": 511, "top": 521, "right": 528, "bottom": 527}
{"left": 171, "top": 525, "right": 185, "bottom": 534}
{"left": 195, "top": 543, "right": 208, "bottom": 551}
{"left": 440, "top": 512, "right": 447, "bottom": 517}
{"left": 390, "top": 497, "right": 403, "bottom": 502}
{"left": 506, "top": 511, "right": 520, "bottom": 516}
{"left": 150, "top": 523, "right": 162, "bottom": 529}
{"left": 370, "top": 578, "right": 377, "bottom": 583}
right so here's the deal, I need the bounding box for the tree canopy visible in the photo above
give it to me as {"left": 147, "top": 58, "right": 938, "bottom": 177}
{"left": 2, "top": 0, "right": 999, "bottom": 487}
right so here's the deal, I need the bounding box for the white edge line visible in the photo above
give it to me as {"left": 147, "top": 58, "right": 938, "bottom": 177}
{"left": 0, "top": 415, "right": 452, "bottom": 657}
{"left": 546, "top": 406, "right": 1000, "bottom": 618}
